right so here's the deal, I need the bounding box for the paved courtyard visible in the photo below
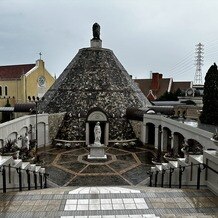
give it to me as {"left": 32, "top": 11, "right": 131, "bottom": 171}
{"left": 38, "top": 145, "right": 155, "bottom": 187}
{"left": 0, "top": 186, "right": 217, "bottom": 217}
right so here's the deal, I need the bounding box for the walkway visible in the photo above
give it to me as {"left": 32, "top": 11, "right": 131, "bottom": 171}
{"left": 38, "top": 145, "right": 155, "bottom": 186}
{"left": 0, "top": 186, "right": 217, "bottom": 217}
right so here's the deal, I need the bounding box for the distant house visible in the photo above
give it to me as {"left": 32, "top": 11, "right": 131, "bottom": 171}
{"left": 134, "top": 72, "right": 192, "bottom": 101}
{"left": 0, "top": 59, "right": 55, "bottom": 107}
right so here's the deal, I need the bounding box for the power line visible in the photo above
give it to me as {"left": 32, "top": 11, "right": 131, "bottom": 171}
{"left": 167, "top": 50, "right": 194, "bottom": 72}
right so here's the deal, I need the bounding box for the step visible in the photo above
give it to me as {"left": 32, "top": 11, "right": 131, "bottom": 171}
{"left": 35, "top": 166, "right": 41, "bottom": 173}
{"left": 12, "top": 159, "right": 22, "bottom": 168}
{"left": 155, "top": 164, "right": 162, "bottom": 171}
{"left": 189, "top": 154, "right": 203, "bottom": 164}
{"left": 168, "top": 161, "right": 179, "bottom": 168}
{"left": 178, "top": 158, "right": 189, "bottom": 166}
{"left": 40, "top": 167, "right": 45, "bottom": 174}
{"left": 21, "top": 162, "right": 30, "bottom": 170}
{"left": 162, "top": 162, "right": 169, "bottom": 170}
{"left": 30, "top": 164, "right": 36, "bottom": 171}
{"left": 203, "top": 150, "right": 218, "bottom": 164}
{"left": 151, "top": 166, "right": 156, "bottom": 173}
{"left": 0, "top": 156, "right": 13, "bottom": 166}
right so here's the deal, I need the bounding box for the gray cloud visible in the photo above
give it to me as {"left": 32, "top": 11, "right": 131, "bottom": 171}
{"left": 0, "top": 0, "right": 218, "bottom": 82}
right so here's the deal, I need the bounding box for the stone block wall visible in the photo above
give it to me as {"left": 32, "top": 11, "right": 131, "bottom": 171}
{"left": 48, "top": 113, "right": 66, "bottom": 141}
{"left": 129, "top": 120, "right": 142, "bottom": 140}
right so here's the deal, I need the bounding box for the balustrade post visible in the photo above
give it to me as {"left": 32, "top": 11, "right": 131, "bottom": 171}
{"left": 179, "top": 166, "right": 185, "bottom": 189}
{"left": 154, "top": 171, "right": 159, "bottom": 187}
{"left": 39, "top": 173, "right": 43, "bottom": 189}
{"left": 1, "top": 166, "right": 6, "bottom": 193}
{"left": 169, "top": 167, "right": 174, "bottom": 188}
{"left": 197, "top": 164, "right": 206, "bottom": 190}
{"left": 26, "top": 169, "right": 31, "bottom": 190}
{"left": 16, "top": 167, "right": 22, "bottom": 191}
{"left": 34, "top": 171, "right": 37, "bottom": 189}
{"left": 147, "top": 171, "right": 153, "bottom": 187}
{"left": 161, "top": 169, "right": 165, "bottom": 187}
{"left": 44, "top": 174, "right": 48, "bottom": 188}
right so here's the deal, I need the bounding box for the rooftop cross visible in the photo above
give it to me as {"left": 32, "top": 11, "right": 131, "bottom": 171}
{"left": 39, "top": 52, "right": 42, "bottom": 60}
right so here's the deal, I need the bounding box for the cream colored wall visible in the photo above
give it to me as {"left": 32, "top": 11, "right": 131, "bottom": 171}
{"left": 25, "top": 60, "right": 55, "bottom": 101}
{"left": 0, "top": 60, "right": 55, "bottom": 107}
{"left": 0, "top": 79, "right": 22, "bottom": 107}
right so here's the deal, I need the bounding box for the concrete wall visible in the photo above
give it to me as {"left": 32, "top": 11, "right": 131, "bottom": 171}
{"left": 0, "top": 114, "right": 50, "bottom": 148}
{"left": 143, "top": 114, "right": 217, "bottom": 151}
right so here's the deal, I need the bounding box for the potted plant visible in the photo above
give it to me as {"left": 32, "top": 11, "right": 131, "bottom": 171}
{"left": 211, "top": 129, "right": 218, "bottom": 143}
{"left": 0, "top": 139, "right": 20, "bottom": 159}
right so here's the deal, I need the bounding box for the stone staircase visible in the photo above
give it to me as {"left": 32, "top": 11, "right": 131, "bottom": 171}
{"left": 0, "top": 155, "right": 48, "bottom": 193}
{"left": 148, "top": 150, "right": 218, "bottom": 195}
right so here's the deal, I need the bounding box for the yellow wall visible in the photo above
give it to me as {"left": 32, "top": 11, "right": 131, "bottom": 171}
{"left": 0, "top": 59, "right": 55, "bottom": 107}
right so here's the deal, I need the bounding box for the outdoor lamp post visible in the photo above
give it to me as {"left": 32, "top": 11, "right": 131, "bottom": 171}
{"left": 28, "top": 96, "right": 44, "bottom": 162}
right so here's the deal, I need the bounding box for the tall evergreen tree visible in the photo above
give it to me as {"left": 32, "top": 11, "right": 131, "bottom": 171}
{"left": 200, "top": 63, "right": 218, "bottom": 125}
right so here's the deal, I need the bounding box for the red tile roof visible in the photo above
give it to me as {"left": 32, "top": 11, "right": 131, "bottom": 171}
{"left": 0, "top": 64, "right": 35, "bottom": 80}
{"left": 134, "top": 73, "right": 192, "bottom": 99}
{"left": 171, "top": 81, "right": 192, "bottom": 92}
{"left": 135, "top": 78, "right": 171, "bottom": 98}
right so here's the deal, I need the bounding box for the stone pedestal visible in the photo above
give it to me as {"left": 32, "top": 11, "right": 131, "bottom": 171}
{"left": 88, "top": 145, "right": 107, "bottom": 159}
{"left": 90, "top": 39, "right": 102, "bottom": 48}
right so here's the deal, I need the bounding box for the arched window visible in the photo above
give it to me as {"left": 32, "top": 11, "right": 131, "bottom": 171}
{"left": 5, "top": 86, "right": 8, "bottom": 96}
{"left": 0, "top": 86, "right": 2, "bottom": 96}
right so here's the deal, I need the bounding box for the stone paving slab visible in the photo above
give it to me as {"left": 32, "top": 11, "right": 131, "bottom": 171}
{"left": 39, "top": 145, "right": 155, "bottom": 187}
{"left": 0, "top": 186, "right": 217, "bottom": 217}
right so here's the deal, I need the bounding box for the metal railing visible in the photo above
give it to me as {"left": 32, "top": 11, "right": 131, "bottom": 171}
{"left": 147, "top": 163, "right": 218, "bottom": 190}
{"left": 0, "top": 165, "right": 49, "bottom": 193}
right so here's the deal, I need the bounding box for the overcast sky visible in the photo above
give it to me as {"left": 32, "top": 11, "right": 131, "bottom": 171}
{"left": 1, "top": 0, "right": 218, "bottom": 83}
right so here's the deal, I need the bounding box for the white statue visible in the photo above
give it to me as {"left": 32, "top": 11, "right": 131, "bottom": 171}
{"left": 23, "top": 133, "right": 30, "bottom": 150}
{"left": 94, "top": 122, "right": 101, "bottom": 146}
{"left": 16, "top": 150, "right": 20, "bottom": 160}
{"left": 182, "top": 139, "right": 190, "bottom": 163}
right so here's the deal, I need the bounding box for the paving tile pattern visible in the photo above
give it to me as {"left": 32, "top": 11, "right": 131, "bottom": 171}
{"left": 39, "top": 145, "right": 155, "bottom": 187}
{"left": 0, "top": 186, "right": 217, "bottom": 217}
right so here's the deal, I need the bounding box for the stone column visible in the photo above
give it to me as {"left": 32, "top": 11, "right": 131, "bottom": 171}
{"left": 170, "top": 132, "right": 174, "bottom": 150}
{"left": 86, "top": 123, "right": 89, "bottom": 146}
{"left": 173, "top": 134, "right": 179, "bottom": 156}
{"left": 162, "top": 128, "right": 168, "bottom": 152}
{"left": 145, "top": 124, "right": 149, "bottom": 144}
{"left": 154, "top": 125, "right": 159, "bottom": 149}
{"left": 45, "top": 123, "right": 49, "bottom": 145}
{"left": 104, "top": 122, "right": 109, "bottom": 146}
{"left": 160, "top": 127, "right": 164, "bottom": 152}
{"left": 140, "top": 123, "right": 146, "bottom": 144}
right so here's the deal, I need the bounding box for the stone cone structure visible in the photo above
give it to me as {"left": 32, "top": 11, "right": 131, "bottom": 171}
{"left": 40, "top": 39, "right": 150, "bottom": 142}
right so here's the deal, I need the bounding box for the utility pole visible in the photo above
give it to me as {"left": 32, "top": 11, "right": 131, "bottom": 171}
{"left": 194, "top": 43, "right": 204, "bottom": 85}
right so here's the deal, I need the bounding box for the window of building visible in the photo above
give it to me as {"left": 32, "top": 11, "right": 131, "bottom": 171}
{"left": 5, "top": 86, "right": 8, "bottom": 96}
{"left": 0, "top": 86, "right": 2, "bottom": 96}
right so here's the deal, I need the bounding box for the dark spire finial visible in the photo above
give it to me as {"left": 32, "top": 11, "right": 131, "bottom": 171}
{"left": 92, "top": 23, "right": 100, "bottom": 40}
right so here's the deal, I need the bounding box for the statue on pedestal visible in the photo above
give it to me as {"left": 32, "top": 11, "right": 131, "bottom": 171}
{"left": 181, "top": 139, "right": 190, "bottom": 163}
{"left": 23, "top": 133, "right": 30, "bottom": 150}
{"left": 92, "top": 23, "right": 100, "bottom": 40}
{"left": 94, "top": 122, "right": 101, "bottom": 146}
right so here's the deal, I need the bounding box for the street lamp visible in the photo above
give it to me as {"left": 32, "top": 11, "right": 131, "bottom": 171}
{"left": 28, "top": 96, "right": 44, "bottom": 162}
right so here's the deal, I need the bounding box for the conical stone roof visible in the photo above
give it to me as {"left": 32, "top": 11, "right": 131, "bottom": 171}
{"left": 40, "top": 31, "right": 150, "bottom": 142}
{"left": 40, "top": 47, "right": 149, "bottom": 115}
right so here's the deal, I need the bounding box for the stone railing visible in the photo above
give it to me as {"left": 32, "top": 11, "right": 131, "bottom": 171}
{"left": 147, "top": 150, "right": 218, "bottom": 195}
{"left": 0, "top": 155, "right": 48, "bottom": 193}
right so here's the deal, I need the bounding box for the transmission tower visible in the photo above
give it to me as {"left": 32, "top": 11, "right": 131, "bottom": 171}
{"left": 194, "top": 43, "right": 204, "bottom": 85}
